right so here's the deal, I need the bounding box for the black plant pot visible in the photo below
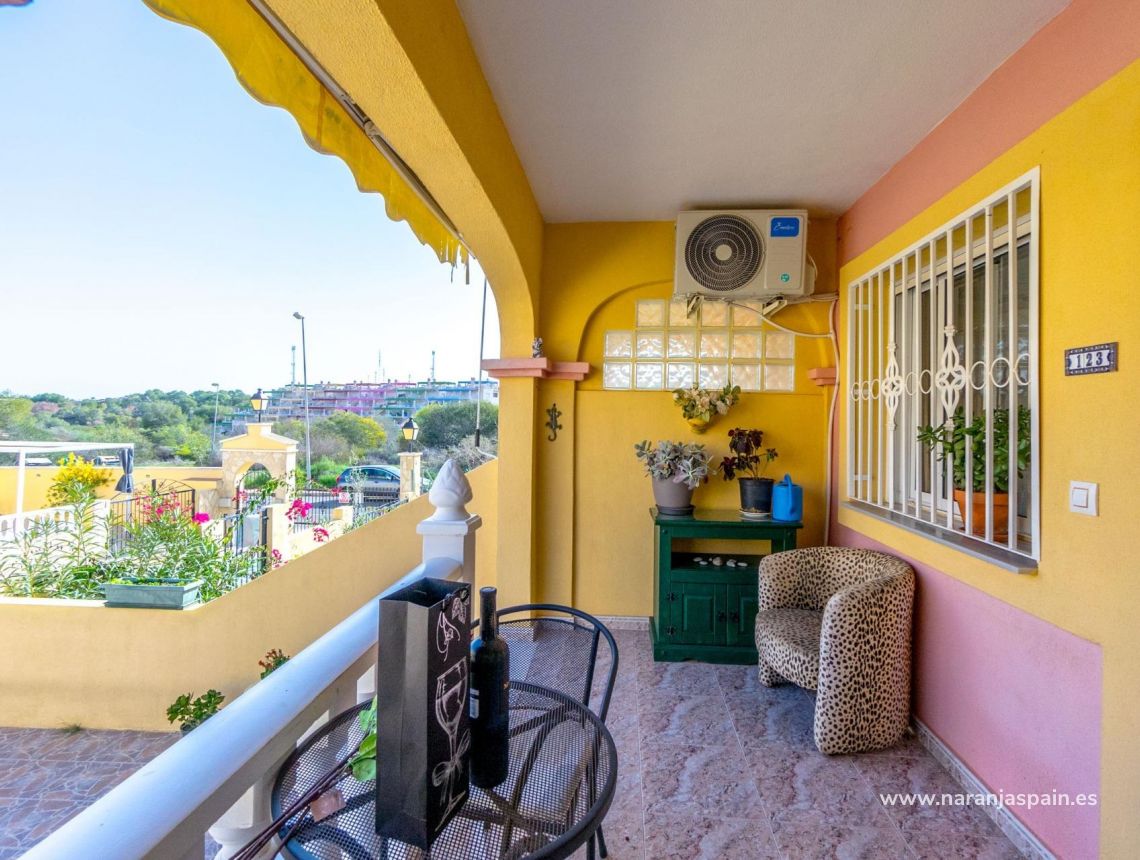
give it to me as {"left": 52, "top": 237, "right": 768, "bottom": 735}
{"left": 739, "top": 477, "right": 774, "bottom": 514}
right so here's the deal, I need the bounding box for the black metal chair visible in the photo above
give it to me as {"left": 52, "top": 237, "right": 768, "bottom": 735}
{"left": 494, "top": 604, "right": 619, "bottom": 859}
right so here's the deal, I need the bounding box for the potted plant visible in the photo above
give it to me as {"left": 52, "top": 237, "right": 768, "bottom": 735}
{"left": 917, "top": 405, "right": 1030, "bottom": 540}
{"left": 166, "top": 689, "right": 224, "bottom": 733}
{"left": 634, "top": 440, "right": 712, "bottom": 516}
{"left": 672, "top": 384, "right": 741, "bottom": 434}
{"left": 103, "top": 577, "right": 204, "bottom": 609}
{"left": 718, "top": 428, "right": 779, "bottom": 516}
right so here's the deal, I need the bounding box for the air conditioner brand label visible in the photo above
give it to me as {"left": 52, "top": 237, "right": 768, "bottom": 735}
{"left": 770, "top": 217, "right": 800, "bottom": 238}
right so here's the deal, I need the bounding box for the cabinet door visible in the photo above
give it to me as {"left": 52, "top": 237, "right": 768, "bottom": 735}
{"left": 726, "top": 583, "right": 759, "bottom": 648}
{"left": 670, "top": 582, "right": 722, "bottom": 645}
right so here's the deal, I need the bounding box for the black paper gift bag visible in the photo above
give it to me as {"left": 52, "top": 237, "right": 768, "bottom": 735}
{"left": 375, "top": 577, "right": 472, "bottom": 848}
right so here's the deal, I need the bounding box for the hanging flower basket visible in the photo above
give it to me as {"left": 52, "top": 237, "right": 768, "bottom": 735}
{"left": 673, "top": 384, "right": 741, "bottom": 434}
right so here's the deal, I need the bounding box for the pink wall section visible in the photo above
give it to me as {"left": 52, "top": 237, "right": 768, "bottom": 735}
{"left": 838, "top": 0, "right": 1140, "bottom": 265}
{"left": 833, "top": 524, "right": 1102, "bottom": 859}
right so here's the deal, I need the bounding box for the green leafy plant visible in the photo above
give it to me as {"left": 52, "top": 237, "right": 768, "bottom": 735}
{"left": 671, "top": 384, "right": 741, "bottom": 423}
{"left": 916, "top": 406, "right": 1031, "bottom": 492}
{"left": 166, "top": 689, "right": 225, "bottom": 731}
{"left": 258, "top": 648, "right": 290, "bottom": 679}
{"left": 718, "top": 428, "right": 779, "bottom": 481}
{"left": 634, "top": 440, "right": 712, "bottom": 489}
{"left": 349, "top": 697, "right": 378, "bottom": 781}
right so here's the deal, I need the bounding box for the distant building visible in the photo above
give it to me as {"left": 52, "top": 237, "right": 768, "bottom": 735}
{"left": 251, "top": 379, "right": 498, "bottom": 424}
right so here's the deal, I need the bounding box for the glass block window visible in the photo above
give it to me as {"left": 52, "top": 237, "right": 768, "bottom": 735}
{"left": 604, "top": 299, "right": 800, "bottom": 391}
{"left": 635, "top": 331, "right": 665, "bottom": 359}
{"left": 603, "top": 361, "right": 632, "bottom": 389}
{"left": 636, "top": 300, "right": 666, "bottom": 327}
{"left": 604, "top": 331, "right": 633, "bottom": 358}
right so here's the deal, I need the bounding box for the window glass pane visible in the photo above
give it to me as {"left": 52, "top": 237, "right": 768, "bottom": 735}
{"left": 764, "top": 331, "right": 795, "bottom": 360}
{"left": 699, "top": 331, "right": 729, "bottom": 359}
{"left": 637, "top": 299, "right": 666, "bottom": 327}
{"left": 666, "top": 362, "right": 695, "bottom": 389}
{"left": 732, "top": 301, "right": 763, "bottom": 327}
{"left": 604, "top": 331, "right": 632, "bottom": 358}
{"left": 763, "top": 364, "right": 795, "bottom": 391}
{"left": 667, "top": 332, "right": 696, "bottom": 358}
{"left": 731, "top": 364, "right": 760, "bottom": 391}
{"left": 635, "top": 362, "right": 664, "bottom": 389}
{"left": 701, "top": 301, "right": 728, "bottom": 326}
{"left": 603, "top": 361, "right": 632, "bottom": 389}
{"left": 698, "top": 363, "right": 728, "bottom": 388}
{"left": 732, "top": 332, "right": 761, "bottom": 359}
{"left": 636, "top": 331, "right": 665, "bottom": 359}
{"left": 669, "top": 300, "right": 696, "bottom": 326}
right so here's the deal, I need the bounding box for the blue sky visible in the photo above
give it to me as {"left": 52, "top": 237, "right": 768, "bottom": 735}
{"left": 0, "top": 1, "right": 499, "bottom": 398}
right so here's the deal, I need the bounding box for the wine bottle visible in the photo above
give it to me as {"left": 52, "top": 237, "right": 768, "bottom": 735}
{"left": 470, "top": 586, "right": 509, "bottom": 788}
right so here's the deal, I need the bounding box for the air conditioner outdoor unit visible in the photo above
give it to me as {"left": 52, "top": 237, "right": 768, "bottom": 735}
{"left": 674, "top": 209, "right": 810, "bottom": 300}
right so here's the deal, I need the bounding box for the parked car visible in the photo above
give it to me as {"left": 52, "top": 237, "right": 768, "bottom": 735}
{"left": 335, "top": 465, "right": 400, "bottom": 502}
{"left": 92, "top": 455, "right": 121, "bottom": 467}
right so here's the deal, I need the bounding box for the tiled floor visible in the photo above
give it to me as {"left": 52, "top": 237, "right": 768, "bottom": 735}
{"left": 0, "top": 726, "right": 177, "bottom": 859}
{"left": 588, "top": 628, "right": 1022, "bottom": 860}
{"left": 2, "top": 630, "right": 1022, "bottom": 860}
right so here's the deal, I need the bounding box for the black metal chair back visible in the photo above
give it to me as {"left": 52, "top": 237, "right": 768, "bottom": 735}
{"left": 493, "top": 604, "right": 619, "bottom": 724}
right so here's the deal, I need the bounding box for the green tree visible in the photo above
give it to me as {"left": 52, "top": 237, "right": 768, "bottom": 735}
{"left": 414, "top": 401, "right": 498, "bottom": 449}
{"left": 323, "top": 411, "right": 386, "bottom": 459}
{"left": 0, "top": 397, "right": 38, "bottom": 438}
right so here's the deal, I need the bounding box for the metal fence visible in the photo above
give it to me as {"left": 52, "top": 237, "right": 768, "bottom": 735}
{"left": 107, "top": 485, "right": 197, "bottom": 553}
{"left": 220, "top": 508, "right": 268, "bottom": 585}
{"left": 290, "top": 482, "right": 339, "bottom": 533}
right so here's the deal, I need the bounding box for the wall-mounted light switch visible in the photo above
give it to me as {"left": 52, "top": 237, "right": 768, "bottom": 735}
{"left": 1069, "top": 481, "right": 1098, "bottom": 516}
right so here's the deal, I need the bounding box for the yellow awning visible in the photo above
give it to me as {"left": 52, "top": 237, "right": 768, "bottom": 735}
{"left": 142, "top": 0, "right": 468, "bottom": 269}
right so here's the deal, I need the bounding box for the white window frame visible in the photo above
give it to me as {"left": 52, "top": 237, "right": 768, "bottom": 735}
{"left": 846, "top": 169, "right": 1040, "bottom": 561}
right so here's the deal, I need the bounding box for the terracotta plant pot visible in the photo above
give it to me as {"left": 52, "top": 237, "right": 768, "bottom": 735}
{"left": 739, "top": 477, "right": 774, "bottom": 514}
{"left": 652, "top": 477, "right": 695, "bottom": 516}
{"left": 953, "top": 489, "right": 1009, "bottom": 541}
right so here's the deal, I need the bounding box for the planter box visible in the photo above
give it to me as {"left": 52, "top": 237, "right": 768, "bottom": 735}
{"left": 103, "top": 579, "right": 203, "bottom": 610}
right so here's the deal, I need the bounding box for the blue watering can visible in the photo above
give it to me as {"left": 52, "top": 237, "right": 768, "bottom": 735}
{"left": 771, "top": 474, "right": 803, "bottom": 522}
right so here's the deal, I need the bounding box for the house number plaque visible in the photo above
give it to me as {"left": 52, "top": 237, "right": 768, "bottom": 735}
{"left": 1064, "top": 342, "right": 1117, "bottom": 376}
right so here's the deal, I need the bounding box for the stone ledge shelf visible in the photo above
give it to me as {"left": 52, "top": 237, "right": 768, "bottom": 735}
{"left": 481, "top": 358, "right": 591, "bottom": 382}
{"left": 808, "top": 367, "right": 838, "bottom": 387}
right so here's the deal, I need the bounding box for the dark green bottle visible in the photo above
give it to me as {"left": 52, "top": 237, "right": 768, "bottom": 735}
{"left": 470, "top": 587, "right": 509, "bottom": 788}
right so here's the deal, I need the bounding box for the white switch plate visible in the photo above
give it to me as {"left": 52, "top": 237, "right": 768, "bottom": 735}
{"left": 1069, "top": 481, "right": 1098, "bottom": 516}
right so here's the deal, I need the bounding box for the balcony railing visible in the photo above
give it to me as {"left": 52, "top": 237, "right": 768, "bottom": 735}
{"left": 23, "top": 461, "right": 481, "bottom": 860}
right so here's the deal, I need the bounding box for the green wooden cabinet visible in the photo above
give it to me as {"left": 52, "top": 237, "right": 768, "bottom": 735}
{"left": 651, "top": 508, "right": 802, "bottom": 664}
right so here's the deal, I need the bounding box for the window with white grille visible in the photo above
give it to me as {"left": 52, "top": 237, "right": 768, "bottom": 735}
{"left": 846, "top": 170, "right": 1039, "bottom": 560}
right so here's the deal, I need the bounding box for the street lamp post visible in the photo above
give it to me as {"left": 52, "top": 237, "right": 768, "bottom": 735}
{"left": 293, "top": 311, "right": 312, "bottom": 482}
{"left": 210, "top": 382, "right": 221, "bottom": 451}
{"left": 250, "top": 388, "right": 269, "bottom": 423}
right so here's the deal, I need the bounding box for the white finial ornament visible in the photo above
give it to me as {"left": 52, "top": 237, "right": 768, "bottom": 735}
{"left": 427, "top": 459, "right": 473, "bottom": 521}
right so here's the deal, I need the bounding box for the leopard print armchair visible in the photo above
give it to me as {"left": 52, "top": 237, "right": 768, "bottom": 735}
{"left": 755, "top": 547, "right": 915, "bottom": 754}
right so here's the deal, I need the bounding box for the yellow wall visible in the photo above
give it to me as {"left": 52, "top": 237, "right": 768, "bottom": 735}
{"left": 0, "top": 466, "right": 222, "bottom": 514}
{"left": 538, "top": 221, "right": 838, "bottom": 616}
{"left": 0, "top": 461, "right": 497, "bottom": 731}
{"left": 836, "top": 61, "right": 1140, "bottom": 858}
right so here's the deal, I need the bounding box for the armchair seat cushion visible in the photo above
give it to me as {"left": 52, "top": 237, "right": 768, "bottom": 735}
{"left": 755, "top": 608, "right": 823, "bottom": 690}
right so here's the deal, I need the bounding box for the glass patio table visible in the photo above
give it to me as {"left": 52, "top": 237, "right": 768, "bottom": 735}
{"left": 271, "top": 680, "right": 617, "bottom": 860}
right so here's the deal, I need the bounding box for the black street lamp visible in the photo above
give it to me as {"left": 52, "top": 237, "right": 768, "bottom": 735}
{"left": 401, "top": 417, "right": 420, "bottom": 443}
{"left": 250, "top": 388, "right": 269, "bottom": 422}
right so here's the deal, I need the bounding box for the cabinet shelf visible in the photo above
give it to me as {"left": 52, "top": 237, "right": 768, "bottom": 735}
{"left": 651, "top": 508, "right": 802, "bottom": 664}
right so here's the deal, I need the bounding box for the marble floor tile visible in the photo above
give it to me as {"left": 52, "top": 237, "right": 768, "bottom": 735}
{"left": 642, "top": 813, "right": 781, "bottom": 860}
{"left": 770, "top": 807, "right": 912, "bottom": 859}
{"left": 636, "top": 658, "right": 720, "bottom": 695}
{"left": 724, "top": 688, "right": 817, "bottom": 751}
{"left": 637, "top": 689, "right": 735, "bottom": 746}
{"left": 641, "top": 742, "right": 767, "bottom": 820}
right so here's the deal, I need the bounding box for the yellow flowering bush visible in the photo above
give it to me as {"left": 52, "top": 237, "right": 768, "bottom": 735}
{"left": 46, "top": 454, "right": 112, "bottom": 506}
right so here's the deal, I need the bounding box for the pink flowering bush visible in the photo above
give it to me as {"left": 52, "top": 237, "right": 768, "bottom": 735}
{"left": 285, "top": 498, "right": 313, "bottom": 522}
{"left": 192, "top": 512, "right": 210, "bottom": 525}
{"left": 313, "top": 527, "right": 330, "bottom": 543}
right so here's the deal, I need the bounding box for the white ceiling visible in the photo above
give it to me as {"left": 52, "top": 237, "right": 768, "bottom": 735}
{"left": 456, "top": 0, "right": 1068, "bottom": 222}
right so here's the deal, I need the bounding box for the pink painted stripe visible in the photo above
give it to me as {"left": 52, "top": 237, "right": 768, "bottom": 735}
{"left": 838, "top": 0, "right": 1140, "bottom": 265}
{"left": 832, "top": 521, "right": 1102, "bottom": 859}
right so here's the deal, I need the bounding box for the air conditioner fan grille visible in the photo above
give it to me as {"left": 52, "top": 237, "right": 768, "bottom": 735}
{"left": 684, "top": 215, "right": 764, "bottom": 292}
